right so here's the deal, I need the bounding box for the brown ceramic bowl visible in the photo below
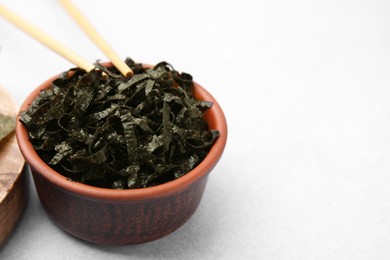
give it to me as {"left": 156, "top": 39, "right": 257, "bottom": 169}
{"left": 15, "top": 65, "right": 227, "bottom": 245}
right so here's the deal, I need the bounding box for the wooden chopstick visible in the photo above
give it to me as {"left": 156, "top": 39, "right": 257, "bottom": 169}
{"left": 59, "top": 0, "right": 133, "bottom": 77}
{"left": 0, "top": 4, "right": 95, "bottom": 72}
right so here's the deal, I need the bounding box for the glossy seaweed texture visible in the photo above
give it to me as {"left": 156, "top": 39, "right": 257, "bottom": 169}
{"left": 20, "top": 59, "right": 219, "bottom": 189}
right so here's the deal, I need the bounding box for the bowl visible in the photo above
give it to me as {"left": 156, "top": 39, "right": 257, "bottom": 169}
{"left": 0, "top": 86, "right": 28, "bottom": 245}
{"left": 15, "top": 65, "right": 227, "bottom": 245}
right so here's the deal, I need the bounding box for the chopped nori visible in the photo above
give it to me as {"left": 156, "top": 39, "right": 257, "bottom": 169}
{"left": 20, "top": 59, "right": 219, "bottom": 189}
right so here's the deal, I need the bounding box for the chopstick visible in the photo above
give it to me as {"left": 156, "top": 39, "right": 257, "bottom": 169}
{"left": 0, "top": 4, "right": 95, "bottom": 72}
{"left": 59, "top": 0, "right": 133, "bottom": 77}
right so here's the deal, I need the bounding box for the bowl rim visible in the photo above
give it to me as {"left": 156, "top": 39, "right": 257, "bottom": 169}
{"left": 16, "top": 65, "right": 227, "bottom": 201}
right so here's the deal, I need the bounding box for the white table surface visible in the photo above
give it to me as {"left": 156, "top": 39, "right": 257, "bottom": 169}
{"left": 1, "top": 0, "right": 390, "bottom": 259}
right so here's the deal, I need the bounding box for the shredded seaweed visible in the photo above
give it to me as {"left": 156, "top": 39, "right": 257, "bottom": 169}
{"left": 20, "top": 58, "right": 219, "bottom": 189}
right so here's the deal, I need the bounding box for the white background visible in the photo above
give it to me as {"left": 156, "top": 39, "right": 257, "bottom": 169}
{"left": 1, "top": 0, "right": 390, "bottom": 259}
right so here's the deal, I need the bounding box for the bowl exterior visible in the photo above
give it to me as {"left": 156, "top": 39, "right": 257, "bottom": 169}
{"left": 30, "top": 164, "right": 209, "bottom": 245}
{"left": 16, "top": 65, "right": 227, "bottom": 245}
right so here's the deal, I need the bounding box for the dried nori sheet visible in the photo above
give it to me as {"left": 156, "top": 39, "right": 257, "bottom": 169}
{"left": 0, "top": 114, "right": 15, "bottom": 141}
{"left": 20, "top": 58, "right": 219, "bottom": 189}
